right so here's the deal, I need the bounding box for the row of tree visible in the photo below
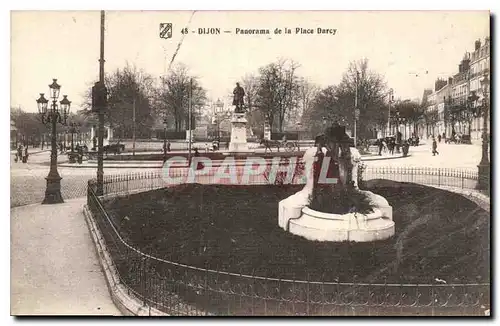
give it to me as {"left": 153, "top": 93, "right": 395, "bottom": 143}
{"left": 16, "top": 59, "right": 475, "bottom": 144}
{"left": 10, "top": 107, "right": 90, "bottom": 145}
{"left": 240, "top": 58, "right": 429, "bottom": 139}
{"left": 81, "top": 63, "right": 206, "bottom": 138}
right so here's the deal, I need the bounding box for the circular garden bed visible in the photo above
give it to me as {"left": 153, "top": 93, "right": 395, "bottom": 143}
{"left": 103, "top": 180, "right": 490, "bottom": 285}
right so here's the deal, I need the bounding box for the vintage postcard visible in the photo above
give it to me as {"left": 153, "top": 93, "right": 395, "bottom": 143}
{"left": 10, "top": 10, "right": 490, "bottom": 316}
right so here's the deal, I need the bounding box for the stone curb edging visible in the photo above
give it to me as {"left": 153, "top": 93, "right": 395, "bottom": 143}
{"left": 82, "top": 204, "right": 168, "bottom": 316}
{"left": 430, "top": 185, "right": 490, "bottom": 213}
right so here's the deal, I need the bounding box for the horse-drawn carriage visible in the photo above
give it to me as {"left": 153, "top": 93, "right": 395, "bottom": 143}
{"left": 260, "top": 138, "right": 300, "bottom": 153}
{"left": 445, "top": 134, "right": 472, "bottom": 144}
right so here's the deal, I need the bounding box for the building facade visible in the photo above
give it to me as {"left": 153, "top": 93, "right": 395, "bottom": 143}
{"left": 421, "top": 37, "right": 490, "bottom": 141}
{"left": 468, "top": 37, "right": 490, "bottom": 139}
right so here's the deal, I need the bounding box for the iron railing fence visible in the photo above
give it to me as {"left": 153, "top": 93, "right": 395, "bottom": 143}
{"left": 11, "top": 154, "right": 484, "bottom": 208}
{"left": 361, "top": 166, "right": 479, "bottom": 190}
{"left": 86, "top": 167, "right": 489, "bottom": 316}
{"left": 91, "top": 165, "right": 481, "bottom": 198}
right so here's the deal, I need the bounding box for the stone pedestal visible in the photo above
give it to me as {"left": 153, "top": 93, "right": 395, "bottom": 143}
{"left": 229, "top": 113, "right": 249, "bottom": 152}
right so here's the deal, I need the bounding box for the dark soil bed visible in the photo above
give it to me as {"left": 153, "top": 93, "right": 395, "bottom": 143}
{"left": 103, "top": 180, "right": 490, "bottom": 285}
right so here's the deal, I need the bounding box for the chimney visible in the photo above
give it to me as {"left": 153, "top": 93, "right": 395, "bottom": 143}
{"left": 462, "top": 53, "right": 470, "bottom": 71}
{"left": 458, "top": 63, "right": 463, "bottom": 73}
{"left": 475, "top": 39, "right": 481, "bottom": 50}
{"left": 435, "top": 79, "right": 447, "bottom": 92}
{"left": 448, "top": 77, "right": 453, "bottom": 85}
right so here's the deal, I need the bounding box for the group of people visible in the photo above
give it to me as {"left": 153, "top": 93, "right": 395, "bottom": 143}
{"left": 14, "top": 144, "right": 29, "bottom": 163}
{"left": 375, "top": 137, "right": 410, "bottom": 157}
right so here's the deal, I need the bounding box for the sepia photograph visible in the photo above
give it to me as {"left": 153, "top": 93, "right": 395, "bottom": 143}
{"left": 9, "top": 9, "right": 491, "bottom": 317}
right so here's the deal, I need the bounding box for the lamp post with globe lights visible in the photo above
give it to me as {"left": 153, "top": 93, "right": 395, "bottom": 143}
{"left": 36, "top": 79, "right": 71, "bottom": 204}
{"left": 477, "top": 72, "right": 490, "bottom": 190}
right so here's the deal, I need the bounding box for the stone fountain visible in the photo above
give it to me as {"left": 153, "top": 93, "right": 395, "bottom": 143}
{"left": 278, "top": 124, "right": 395, "bottom": 242}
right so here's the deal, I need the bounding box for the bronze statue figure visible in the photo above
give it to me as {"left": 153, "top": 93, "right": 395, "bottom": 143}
{"left": 232, "top": 82, "right": 245, "bottom": 113}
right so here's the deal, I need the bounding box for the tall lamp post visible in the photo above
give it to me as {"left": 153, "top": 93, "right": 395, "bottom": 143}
{"left": 387, "top": 88, "right": 394, "bottom": 137}
{"left": 36, "top": 79, "right": 71, "bottom": 204}
{"left": 163, "top": 117, "right": 168, "bottom": 161}
{"left": 215, "top": 99, "right": 224, "bottom": 142}
{"left": 477, "top": 73, "right": 490, "bottom": 190}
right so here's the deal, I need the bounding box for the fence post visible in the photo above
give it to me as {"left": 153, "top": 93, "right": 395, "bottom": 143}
{"left": 438, "top": 169, "right": 441, "bottom": 186}
{"left": 461, "top": 171, "right": 465, "bottom": 189}
{"left": 306, "top": 274, "right": 310, "bottom": 316}
{"left": 142, "top": 256, "right": 147, "bottom": 307}
{"left": 204, "top": 265, "right": 209, "bottom": 316}
{"left": 431, "top": 283, "right": 435, "bottom": 316}
{"left": 251, "top": 271, "right": 255, "bottom": 316}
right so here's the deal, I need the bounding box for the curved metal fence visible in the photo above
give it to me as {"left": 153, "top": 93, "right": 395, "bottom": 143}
{"left": 86, "top": 167, "right": 489, "bottom": 316}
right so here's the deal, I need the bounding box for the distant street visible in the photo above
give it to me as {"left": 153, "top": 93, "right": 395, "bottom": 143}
{"left": 10, "top": 141, "right": 488, "bottom": 207}
{"left": 364, "top": 141, "right": 488, "bottom": 170}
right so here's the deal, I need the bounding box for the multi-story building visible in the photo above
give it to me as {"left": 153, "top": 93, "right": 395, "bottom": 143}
{"left": 450, "top": 53, "right": 471, "bottom": 137}
{"left": 423, "top": 88, "right": 437, "bottom": 138}
{"left": 436, "top": 78, "right": 452, "bottom": 138}
{"left": 468, "top": 37, "right": 490, "bottom": 139}
{"left": 421, "top": 36, "right": 490, "bottom": 141}
{"left": 422, "top": 78, "right": 451, "bottom": 138}
{"left": 420, "top": 89, "right": 433, "bottom": 138}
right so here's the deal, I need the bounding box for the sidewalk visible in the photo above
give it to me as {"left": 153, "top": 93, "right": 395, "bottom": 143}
{"left": 10, "top": 198, "right": 120, "bottom": 315}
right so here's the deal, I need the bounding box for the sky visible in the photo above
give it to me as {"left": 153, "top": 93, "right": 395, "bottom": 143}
{"left": 11, "top": 10, "right": 490, "bottom": 113}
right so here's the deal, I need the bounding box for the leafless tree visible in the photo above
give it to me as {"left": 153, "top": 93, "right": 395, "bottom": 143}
{"left": 79, "top": 63, "right": 155, "bottom": 139}
{"left": 241, "top": 74, "right": 264, "bottom": 135}
{"left": 155, "top": 63, "right": 207, "bottom": 132}
{"left": 255, "top": 58, "right": 301, "bottom": 132}
{"left": 297, "top": 77, "right": 320, "bottom": 123}
{"left": 338, "top": 59, "right": 388, "bottom": 138}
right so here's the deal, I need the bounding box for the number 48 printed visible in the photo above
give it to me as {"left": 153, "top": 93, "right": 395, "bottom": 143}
{"left": 181, "top": 28, "right": 189, "bottom": 34}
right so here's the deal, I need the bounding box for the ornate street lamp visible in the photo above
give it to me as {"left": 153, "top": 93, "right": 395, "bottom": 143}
{"left": 37, "top": 79, "right": 71, "bottom": 204}
{"left": 477, "top": 72, "right": 490, "bottom": 190}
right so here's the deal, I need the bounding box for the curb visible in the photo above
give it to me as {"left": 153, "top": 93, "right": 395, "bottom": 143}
{"left": 361, "top": 154, "right": 410, "bottom": 161}
{"left": 430, "top": 186, "right": 490, "bottom": 212}
{"left": 82, "top": 205, "right": 167, "bottom": 316}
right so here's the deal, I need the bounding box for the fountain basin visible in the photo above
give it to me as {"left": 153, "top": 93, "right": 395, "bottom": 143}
{"left": 279, "top": 190, "right": 394, "bottom": 242}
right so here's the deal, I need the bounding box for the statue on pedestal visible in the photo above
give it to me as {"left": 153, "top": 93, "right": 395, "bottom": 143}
{"left": 232, "top": 82, "right": 245, "bottom": 113}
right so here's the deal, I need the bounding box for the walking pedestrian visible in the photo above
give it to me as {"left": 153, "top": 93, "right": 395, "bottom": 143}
{"left": 22, "top": 145, "right": 29, "bottom": 163}
{"left": 438, "top": 134, "right": 442, "bottom": 143}
{"left": 377, "top": 138, "right": 384, "bottom": 156}
{"left": 17, "top": 144, "right": 23, "bottom": 163}
{"left": 432, "top": 137, "right": 439, "bottom": 156}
